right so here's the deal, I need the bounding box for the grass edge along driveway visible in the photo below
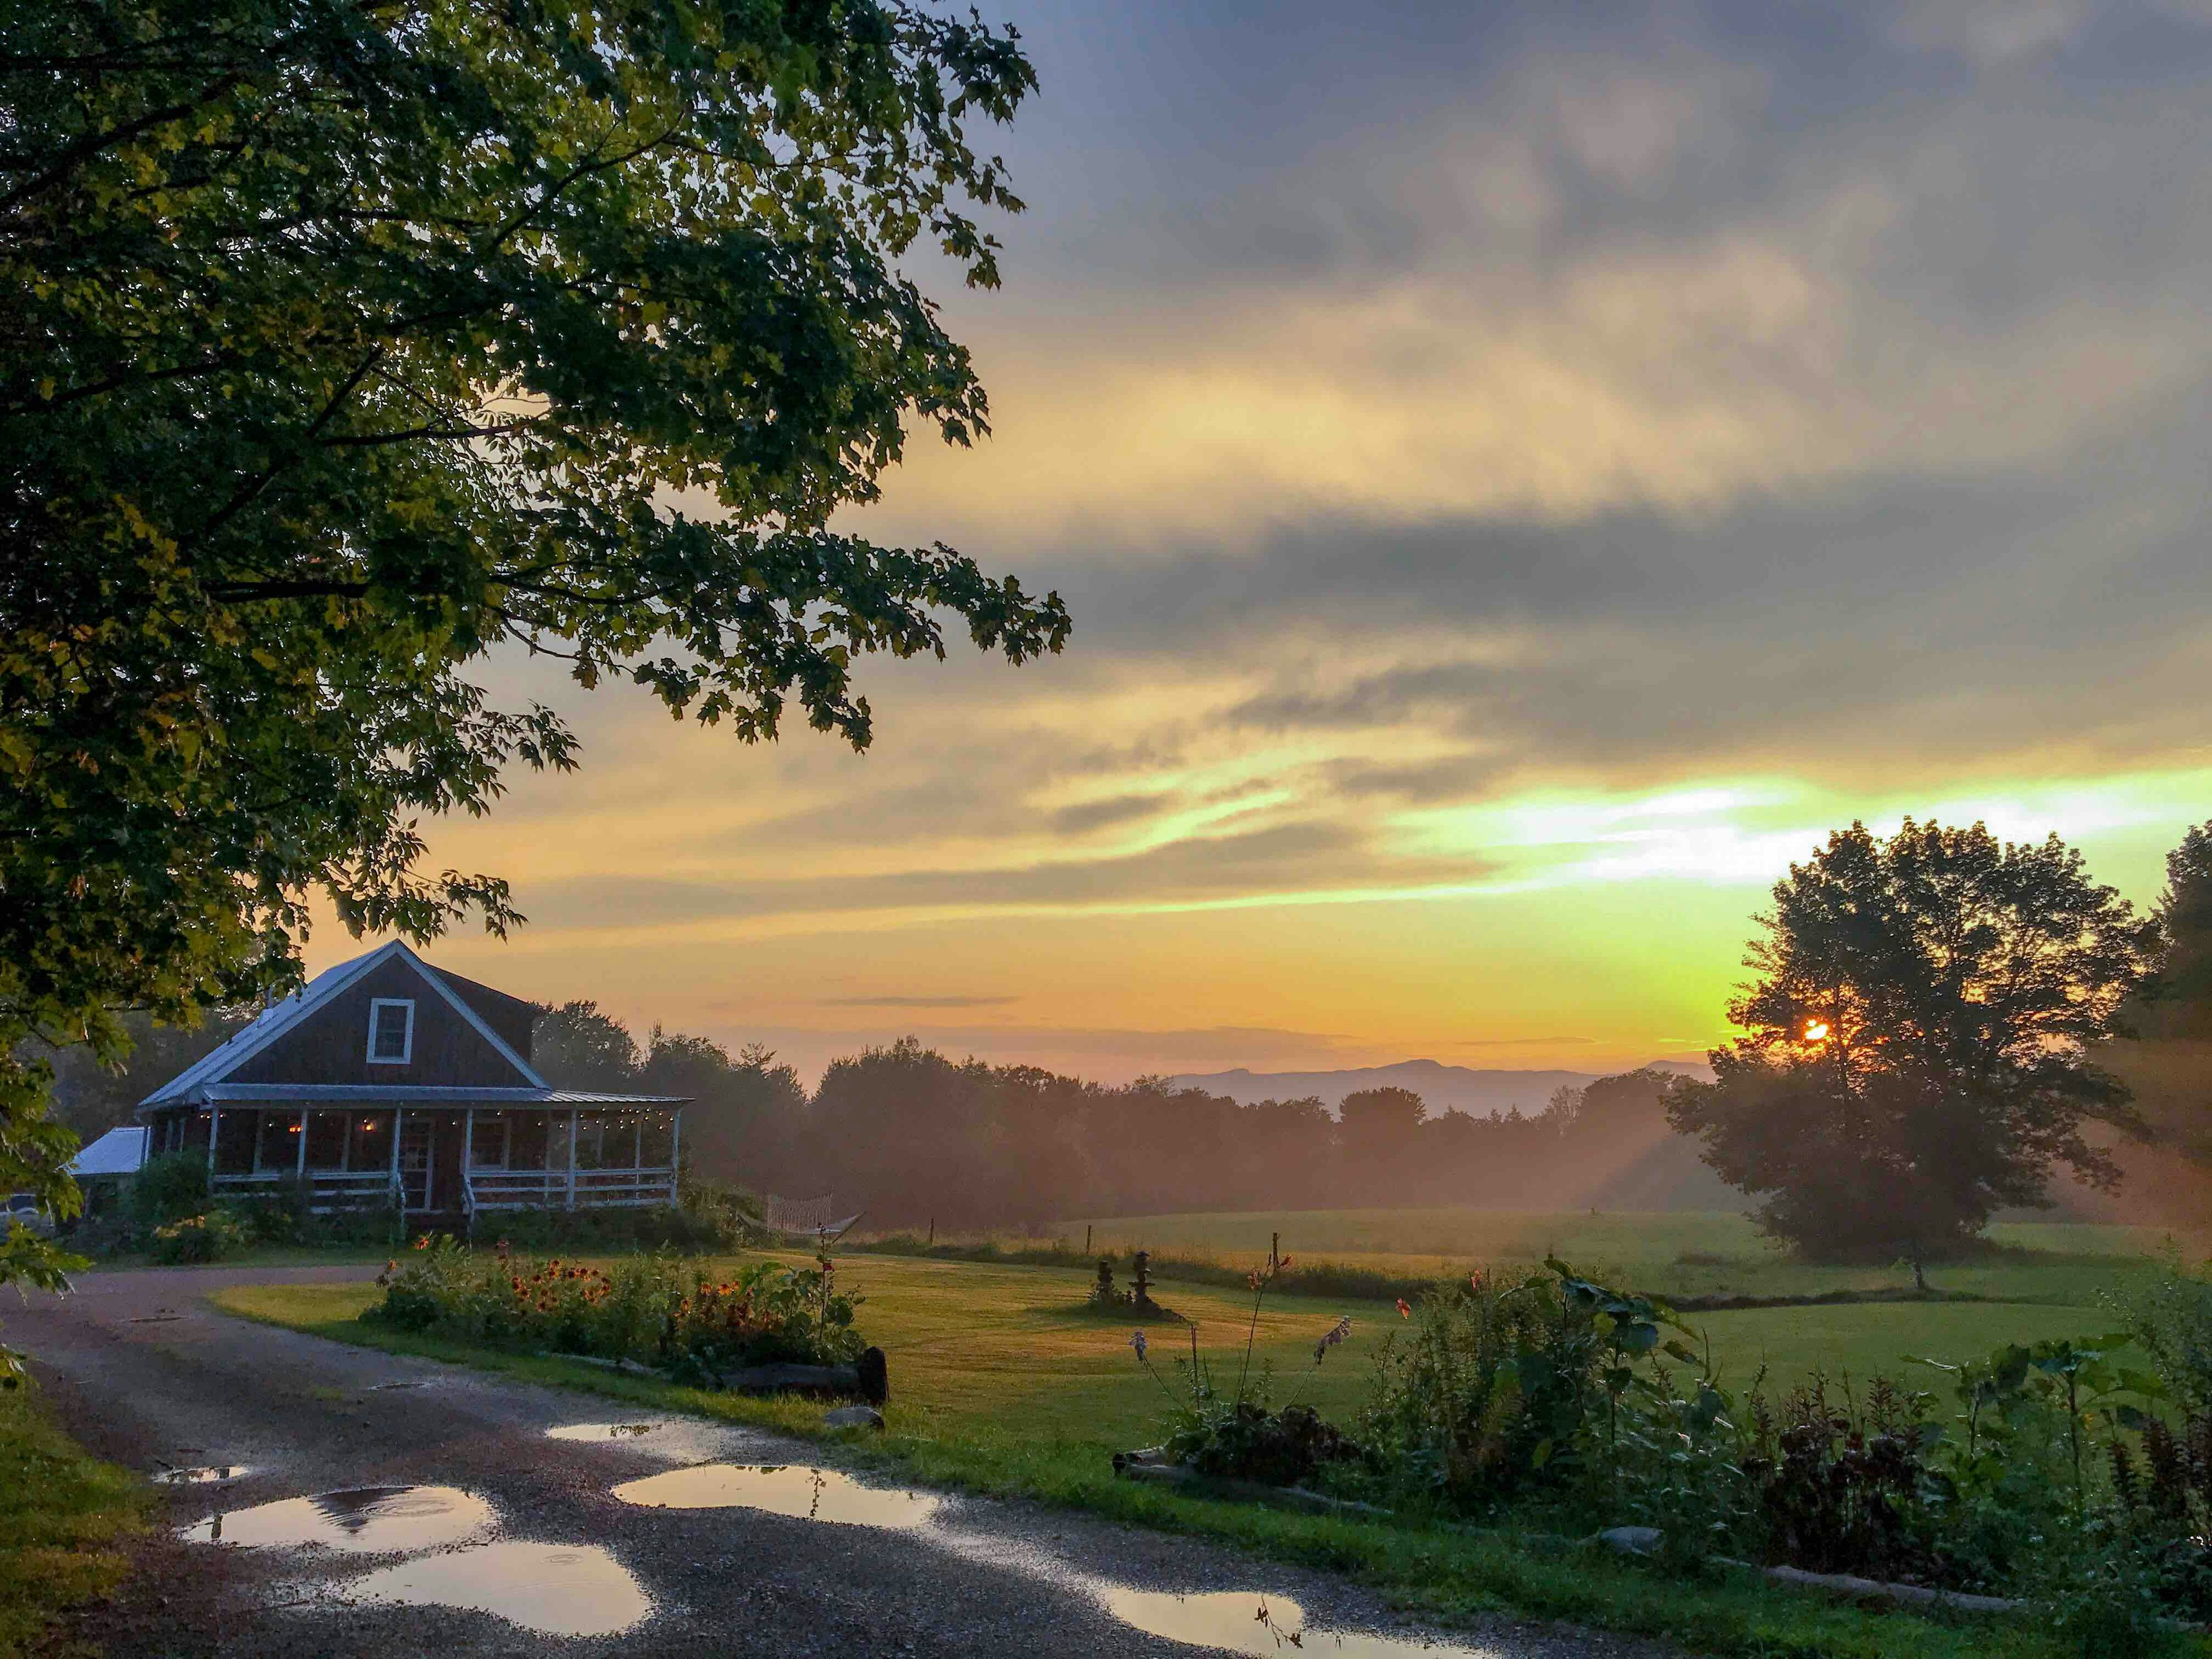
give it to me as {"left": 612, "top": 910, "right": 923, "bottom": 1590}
{"left": 0, "top": 1380, "right": 147, "bottom": 1657}
{"left": 210, "top": 1265, "right": 2181, "bottom": 1659}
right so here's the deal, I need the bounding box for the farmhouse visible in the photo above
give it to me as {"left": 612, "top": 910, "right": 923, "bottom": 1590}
{"left": 138, "top": 942, "right": 684, "bottom": 1221}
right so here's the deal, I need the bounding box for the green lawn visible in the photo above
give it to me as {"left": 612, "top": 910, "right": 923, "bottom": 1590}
{"left": 1044, "top": 1209, "right": 2203, "bottom": 1306}
{"left": 213, "top": 1235, "right": 2206, "bottom": 1659}
{"left": 0, "top": 1383, "right": 146, "bottom": 1657}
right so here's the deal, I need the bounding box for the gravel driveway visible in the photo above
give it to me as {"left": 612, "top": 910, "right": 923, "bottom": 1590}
{"left": 15, "top": 1267, "right": 1660, "bottom": 1658}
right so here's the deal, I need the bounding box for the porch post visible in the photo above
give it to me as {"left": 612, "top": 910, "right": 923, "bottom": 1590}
{"left": 206, "top": 1104, "right": 218, "bottom": 1179}
{"left": 294, "top": 1109, "right": 308, "bottom": 1179}
{"left": 566, "top": 1108, "right": 578, "bottom": 1210}
{"left": 464, "top": 1107, "right": 475, "bottom": 1232}
{"left": 666, "top": 1110, "right": 681, "bottom": 1207}
{"left": 390, "top": 1107, "right": 405, "bottom": 1210}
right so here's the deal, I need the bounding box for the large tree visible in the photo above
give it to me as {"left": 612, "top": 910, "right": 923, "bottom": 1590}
{"left": 2101, "top": 819, "right": 2212, "bottom": 1198}
{"left": 1666, "top": 820, "right": 2157, "bottom": 1260}
{"left": 2142, "top": 820, "right": 2212, "bottom": 1041}
{"left": 0, "top": 0, "right": 1064, "bottom": 1339}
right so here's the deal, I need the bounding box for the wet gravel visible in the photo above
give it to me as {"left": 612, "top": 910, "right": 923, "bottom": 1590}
{"left": 16, "top": 1267, "right": 1673, "bottom": 1658}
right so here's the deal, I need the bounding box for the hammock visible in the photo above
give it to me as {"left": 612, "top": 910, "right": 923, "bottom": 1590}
{"left": 758, "top": 1192, "right": 861, "bottom": 1240}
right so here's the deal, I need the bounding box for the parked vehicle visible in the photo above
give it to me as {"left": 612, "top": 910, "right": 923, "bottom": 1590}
{"left": 2, "top": 1192, "right": 55, "bottom": 1237}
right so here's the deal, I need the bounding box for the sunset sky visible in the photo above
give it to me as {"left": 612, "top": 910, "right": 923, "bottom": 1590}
{"left": 334, "top": 0, "right": 2212, "bottom": 1083}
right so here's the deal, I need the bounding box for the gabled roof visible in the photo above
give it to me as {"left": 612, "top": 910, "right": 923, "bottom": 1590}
{"left": 139, "top": 940, "right": 548, "bottom": 1108}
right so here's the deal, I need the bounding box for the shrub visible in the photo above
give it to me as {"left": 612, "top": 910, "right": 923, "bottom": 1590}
{"left": 1123, "top": 1255, "right": 1370, "bottom": 1490}
{"left": 128, "top": 1152, "right": 211, "bottom": 1235}
{"left": 221, "top": 1181, "right": 313, "bottom": 1247}
{"left": 1359, "top": 1261, "right": 1706, "bottom": 1517}
{"left": 2128, "top": 1253, "right": 2212, "bottom": 1416}
{"left": 148, "top": 1211, "right": 252, "bottom": 1264}
{"left": 480, "top": 1196, "right": 744, "bottom": 1256}
{"left": 1168, "top": 1400, "right": 1363, "bottom": 1489}
{"left": 1741, "top": 1375, "right": 1948, "bottom": 1582}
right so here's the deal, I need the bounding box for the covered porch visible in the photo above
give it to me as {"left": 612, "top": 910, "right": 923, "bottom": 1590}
{"left": 149, "top": 1093, "right": 683, "bottom": 1218}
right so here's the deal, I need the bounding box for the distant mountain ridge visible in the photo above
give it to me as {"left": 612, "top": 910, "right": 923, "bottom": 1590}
{"left": 1166, "top": 1057, "right": 1711, "bottom": 1119}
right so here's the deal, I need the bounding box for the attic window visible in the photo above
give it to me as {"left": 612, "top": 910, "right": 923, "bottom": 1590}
{"left": 367, "top": 998, "right": 415, "bottom": 1065}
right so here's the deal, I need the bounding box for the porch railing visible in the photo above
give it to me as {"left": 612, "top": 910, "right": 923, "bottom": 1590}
{"left": 463, "top": 1165, "right": 677, "bottom": 1212}
{"left": 211, "top": 1169, "right": 400, "bottom": 1213}
{"left": 210, "top": 1165, "right": 676, "bottom": 1215}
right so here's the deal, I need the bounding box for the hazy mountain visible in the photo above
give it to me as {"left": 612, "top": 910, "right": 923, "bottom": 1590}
{"left": 1166, "top": 1058, "right": 1711, "bottom": 1119}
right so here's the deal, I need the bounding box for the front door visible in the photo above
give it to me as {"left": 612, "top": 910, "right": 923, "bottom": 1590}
{"left": 430, "top": 1112, "right": 466, "bottom": 1215}
{"left": 397, "top": 1115, "right": 434, "bottom": 1211}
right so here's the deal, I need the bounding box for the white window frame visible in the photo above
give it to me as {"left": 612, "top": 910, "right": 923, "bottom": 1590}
{"left": 469, "top": 1113, "right": 512, "bottom": 1170}
{"left": 366, "top": 998, "right": 416, "bottom": 1065}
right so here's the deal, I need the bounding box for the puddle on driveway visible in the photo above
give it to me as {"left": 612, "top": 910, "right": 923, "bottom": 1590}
{"left": 1101, "top": 1588, "right": 1501, "bottom": 1657}
{"left": 154, "top": 1465, "right": 251, "bottom": 1486}
{"left": 344, "top": 1540, "right": 651, "bottom": 1637}
{"left": 547, "top": 1420, "right": 662, "bottom": 1442}
{"left": 612, "top": 1463, "right": 942, "bottom": 1529}
{"left": 178, "top": 1486, "right": 495, "bottom": 1552}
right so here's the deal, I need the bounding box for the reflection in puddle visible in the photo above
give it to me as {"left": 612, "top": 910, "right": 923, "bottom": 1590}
{"left": 178, "top": 1486, "right": 495, "bottom": 1552}
{"left": 547, "top": 1420, "right": 661, "bottom": 1442}
{"left": 346, "top": 1540, "right": 650, "bottom": 1637}
{"left": 154, "top": 1465, "right": 251, "bottom": 1485}
{"left": 612, "top": 1463, "right": 941, "bottom": 1529}
{"left": 1102, "top": 1588, "right": 1499, "bottom": 1657}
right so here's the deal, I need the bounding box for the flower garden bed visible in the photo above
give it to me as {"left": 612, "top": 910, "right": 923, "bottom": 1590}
{"left": 370, "top": 1237, "right": 880, "bottom": 1396}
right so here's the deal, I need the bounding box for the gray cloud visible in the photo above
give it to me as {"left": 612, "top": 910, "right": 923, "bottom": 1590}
{"left": 1049, "top": 791, "right": 1175, "bottom": 833}
{"left": 483, "top": 0, "right": 2212, "bottom": 900}
{"left": 516, "top": 817, "right": 1495, "bottom": 931}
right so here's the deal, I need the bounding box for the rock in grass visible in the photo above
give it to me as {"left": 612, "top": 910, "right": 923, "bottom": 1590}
{"left": 824, "top": 1404, "right": 885, "bottom": 1431}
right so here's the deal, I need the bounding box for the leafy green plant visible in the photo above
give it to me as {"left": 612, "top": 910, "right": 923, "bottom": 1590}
{"left": 1603, "top": 1362, "right": 1757, "bottom": 1564}
{"left": 2126, "top": 1254, "right": 2212, "bottom": 1416}
{"left": 1122, "top": 1252, "right": 1369, "bottom": 1490}
{"left": 148, "top": 1210, "right": 252, "bottom": 1264}
{"left": 127, "top": 1152, "right": 211, "bottom": 1235}
{"left": 1359, "top": 1261, "right": 1714, "bottom": 1518}
{"left": 1740, "top": 1374, "right": 1948, "bottom": 1582}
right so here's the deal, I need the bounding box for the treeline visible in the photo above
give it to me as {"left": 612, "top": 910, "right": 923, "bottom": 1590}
{"left": 26, "top": 995, "right": 1743, "bottom": 1225}
{"left": 533, "top": 1007, "right": 1721, "bottom": 1227}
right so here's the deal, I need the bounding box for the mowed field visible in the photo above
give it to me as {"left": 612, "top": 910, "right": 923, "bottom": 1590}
{"left": 1060, "top": 1207, "right": 2198, "bottom": 1306}
{"left": 221, "top": 1209, "right": 2202, "bottom": 1465}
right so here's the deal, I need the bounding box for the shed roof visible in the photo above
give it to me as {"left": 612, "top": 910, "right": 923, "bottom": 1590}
{"left": 69, "top": 1126, "right": 149, "bottom": 1177}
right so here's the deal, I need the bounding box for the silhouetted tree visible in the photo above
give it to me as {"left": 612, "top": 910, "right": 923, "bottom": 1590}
{"left": 1, "top": 0, "right": 1059, "bottom": 1316}
{"left": 33, "top": 1009, "right": 253, "bottom": 1139}
{"left": 1338, "top": 1086, "right": 1428, "bottom": 1191}
{"left": 531, "top": 1003, "right": 644, "bottom": 1094}
{"left": 2143, "top": 820, "right": 2212, "bottom": 1040}
{"left": 2101, "top": 820, "right": 2212, "bottom": 1207}
{"left": 1668, "top": 820, "right": 2157, "bottom": 1260}
{"left": 641, "top": 1034, "right": 807, "bottom": 1196}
